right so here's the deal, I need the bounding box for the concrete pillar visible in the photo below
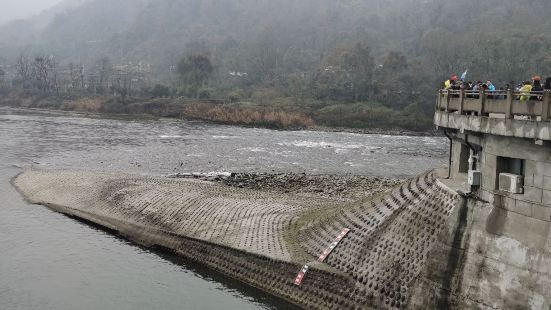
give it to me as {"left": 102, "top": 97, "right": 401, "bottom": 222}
{"left": 479, "top": 90, "right": 486, "bottom": 116}
{"left": 459, "top": 89, "right": 465, "bottom": 114}
{"left": 505, "top": 89, "right": 513, "bottom": 119}
{"left": 542, "top": 91, "right": 549, "bottom": 121}
{"left": 445, "top": 90, "right": 450, "bottom": 112}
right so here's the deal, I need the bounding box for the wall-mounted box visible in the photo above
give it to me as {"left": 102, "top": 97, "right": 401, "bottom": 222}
{"left": 468, "top": 170, "right": 481, "bottom": 186}
{"left": 499, "top": 173, "right": 524, "bottom": 194}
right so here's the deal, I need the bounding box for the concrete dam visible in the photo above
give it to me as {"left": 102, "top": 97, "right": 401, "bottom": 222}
{"left": 14, "top": 164, "right": 549, "bottom": 309}
{"left": 11, "top": 89, "right": 551, "bottom": 309}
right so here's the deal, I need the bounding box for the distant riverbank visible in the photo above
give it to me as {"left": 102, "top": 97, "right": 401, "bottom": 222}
{"left": 0, "top": 90, "right": 435, "bottom": 135}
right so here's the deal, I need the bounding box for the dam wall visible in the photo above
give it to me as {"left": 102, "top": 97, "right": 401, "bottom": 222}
{"left": 13, "top": 167, "right": 551, "bottom": 309}
{"left": 410, "top": 195, "right": 551, "bottom": 309}
{"left": 434, "top": 89, "right": 551, "bottom": 309}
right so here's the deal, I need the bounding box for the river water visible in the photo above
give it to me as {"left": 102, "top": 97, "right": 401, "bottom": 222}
{"left": 0, "top": 107, "right": 446, "bottom": 310}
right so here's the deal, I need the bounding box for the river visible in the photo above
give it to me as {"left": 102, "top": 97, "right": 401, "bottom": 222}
{"left": 0, "top": 107, "right": 446, "bottom": 310}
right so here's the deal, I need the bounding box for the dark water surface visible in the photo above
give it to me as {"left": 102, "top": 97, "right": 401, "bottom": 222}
{"left": 0, "top": 107, "right": 446, "bottom": 310}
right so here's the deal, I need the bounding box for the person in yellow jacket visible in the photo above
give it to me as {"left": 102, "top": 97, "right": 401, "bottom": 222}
{"left": 444, "top": 75, "right": 458, "bottom": 89}
{"left": 519, "top": 81, "right": 533, "bottom": 101}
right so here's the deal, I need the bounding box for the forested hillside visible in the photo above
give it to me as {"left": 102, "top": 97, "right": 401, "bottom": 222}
{"left": 1, "top": 0, "right": 550, "bottom": 130}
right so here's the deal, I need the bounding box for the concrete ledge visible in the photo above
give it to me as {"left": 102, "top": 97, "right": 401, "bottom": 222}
{"left": 435, "top": 111, "right": 551, "bottom": 141}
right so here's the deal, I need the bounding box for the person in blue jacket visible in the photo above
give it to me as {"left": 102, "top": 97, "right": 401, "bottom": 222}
{"left": 486, "top": 80, "right": 496, "bottom": 99}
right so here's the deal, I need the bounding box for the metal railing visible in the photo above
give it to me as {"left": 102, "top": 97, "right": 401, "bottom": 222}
{"left": 436, "top": 89, "right": 551, "bottom": 120}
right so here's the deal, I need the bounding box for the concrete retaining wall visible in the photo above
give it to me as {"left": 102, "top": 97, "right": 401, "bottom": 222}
{"left": 410, "top": 197, "right": 551, "bottom": 309}
{"left": 480, "top": 134, "right": 551, "bottom": 221}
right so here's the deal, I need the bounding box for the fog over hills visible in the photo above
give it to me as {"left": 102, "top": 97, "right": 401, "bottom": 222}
{"left": 1, "top": 0, "right": 550, "bottom": 130}
{"left": 0, "top": 0, "right": 88, "bottom": 25}
{"left": 2, "top": 0, "right": 550, "bottom": 79}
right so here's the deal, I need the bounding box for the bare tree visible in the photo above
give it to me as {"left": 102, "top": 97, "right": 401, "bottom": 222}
{"left": 15, "top": 54, "right": 32, "bottom": 87}
{"left": 0, "top": 68, "right": 6, "bottom": 89}
{"left": 177, "top": 54, "right": 214, "bottom": 97}
{"left": 32, "top": 55, "right": 58, "bottom": 93}
{"left": 97, "top": 57, "right": 112, "bottom": 93}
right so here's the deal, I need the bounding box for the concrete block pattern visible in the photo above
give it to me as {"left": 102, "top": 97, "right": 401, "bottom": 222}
{"left": 532, "top": 204, "right": 551, "bottom": 222}
{"left": 534, "top": 162, "right": 545, "bottom": 188}
{"left": 514, "top": 186, "right": 542, "bottom": 204}
{"left": 543, "top": 190, "right": 551, "bottom": 205}
{"left": 13, "top": 168, "right": 463, "bottom": 310}
{"left": 515, "top": 200, "right": 534, "bottom": 217}
{"left": 543, "top": 176, "right": 551, "bottom": 191}
{"left": 540, "top": 162, "right": 551, "bottom": 175}
{"left": 524, "top": 160, "right": 537, "bottom": 187}
{"left": 13, "top": 168, "right": 341, "bottom": 261}
{"left": 299, "top": 173, "right": 461, "bottom": 308}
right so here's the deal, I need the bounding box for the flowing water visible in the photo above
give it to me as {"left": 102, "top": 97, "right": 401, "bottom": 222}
{"left": 0, "top": 107, "right": 447, "bottom": 310}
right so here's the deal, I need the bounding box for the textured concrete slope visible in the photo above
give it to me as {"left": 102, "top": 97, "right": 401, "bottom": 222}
{"left": 14, "top": 167, "right": 466, "bottom": 309}
{"left": 13, "top": 168, "right": 341, "bottom": 261}
{"left": 299, "top": 172, "right": 461, "bottom": 308}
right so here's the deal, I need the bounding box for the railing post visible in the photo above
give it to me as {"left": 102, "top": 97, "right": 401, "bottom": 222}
{"left": 459, "top": 89, "right": 465, "bottom": 115}
{"left": 505, "top": 89, "right": 513, "bottom": 119}
{"left": 542, "top": 91, "right": 550, "bottom": 121}
{"left": 445, "top": 90, "right": 450, "bottom": 112}
{"left": 479, "top": 90, "right": 486, "bottom": 116}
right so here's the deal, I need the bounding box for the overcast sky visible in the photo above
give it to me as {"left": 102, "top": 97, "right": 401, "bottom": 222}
{"left": 0, "top": 0, "right": 63, "bottom": 25}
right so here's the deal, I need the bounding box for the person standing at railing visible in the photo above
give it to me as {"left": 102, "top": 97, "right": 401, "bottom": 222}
{"left": 520, "top": 81, "right": 533, "bottom": 101}
{"left": 464, "top": 81, "right": 474, "bottom": 98}
{"left": 486, "top": 80, "right": 496, "bottom": 99}
{"left": 531, "top": 76, "right": 543, "bottom": 101}
{"left": 472, "top": 81, "right": 482, "bottom": 99}
{"left": 486, "top": 81, "right": 496, "bottom": 91}
{"left": 444, "top": 75, "right": 458, "bottom": 90}
{"left": 506, "top": 81, "right": 515, "bottom": 91}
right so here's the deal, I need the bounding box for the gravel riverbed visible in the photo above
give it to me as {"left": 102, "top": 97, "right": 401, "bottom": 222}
{"left": 169, "top": 172, "right": 402, "bottom": 201}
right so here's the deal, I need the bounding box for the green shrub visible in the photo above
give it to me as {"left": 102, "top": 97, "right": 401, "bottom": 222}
{"left": 227, "top": 89, "right": 245, "bottom": 103}
{"left": 198, "top": 88, "right": 214, "bottom": 99}
{"left": 313, "top": 102, "right": 432, "bottom": 131}
{"left": 151, "top": 84, "right": 171, "bottom": 97}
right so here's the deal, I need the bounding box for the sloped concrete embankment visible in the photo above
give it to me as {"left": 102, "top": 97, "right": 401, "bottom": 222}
{"left": 299, "top": 172, "right": 461, "bottom": 308}
{"left": 13, "top": 168, "right": 462, "bottom": 309}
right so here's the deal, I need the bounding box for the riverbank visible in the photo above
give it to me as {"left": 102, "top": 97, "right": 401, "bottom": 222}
{"left": 0, "top": 90, "right": 435, "bottom": 134}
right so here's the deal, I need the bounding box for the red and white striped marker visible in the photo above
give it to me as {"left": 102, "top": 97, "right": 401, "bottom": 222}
{"left": 293, "top": 228, "right": 351, "bottom": 286}
{"left": 294, "top": 265, "right": 309, "bottom": 286}
{"left": 318, "top": 228, "right": 350, "bottom": 262}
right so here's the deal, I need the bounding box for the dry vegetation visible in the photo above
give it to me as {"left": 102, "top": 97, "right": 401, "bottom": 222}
{"left": 183, "top": 102, "right": 315, "bottom": 129}
{"left": 61, "top": 97, "right": 104, "bottom": 112}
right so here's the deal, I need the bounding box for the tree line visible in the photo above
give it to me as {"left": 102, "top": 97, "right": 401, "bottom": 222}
{"left": 1, "top": 0, "right": 551, "bottom": 130}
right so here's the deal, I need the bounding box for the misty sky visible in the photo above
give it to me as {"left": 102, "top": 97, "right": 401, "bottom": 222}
{"left": 0, "top": 0, "right": 63, "bottom": 25}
